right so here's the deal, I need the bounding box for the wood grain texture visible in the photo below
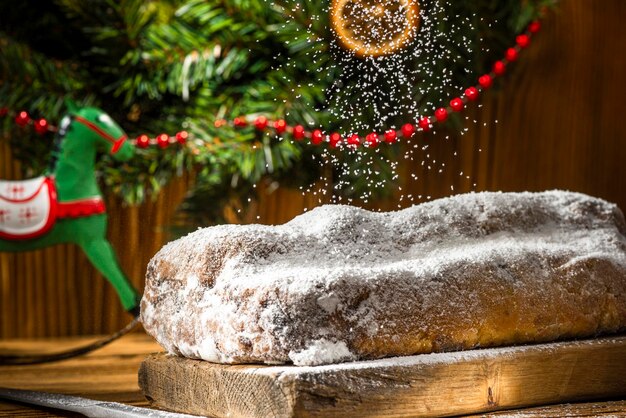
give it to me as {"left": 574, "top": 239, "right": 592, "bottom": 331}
{"left": 2, "top": 0, "right": 626, "bottom": 338}
{"left": 467, "top": 400, "right": 626, "bottom": 417}
{"left": 0, "top": 333, "right": 162, "bottom": 417}
{"left": 139, "top": 335, "right": 626, "bottom": 418}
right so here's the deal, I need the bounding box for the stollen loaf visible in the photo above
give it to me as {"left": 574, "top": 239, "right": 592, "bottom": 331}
{"left": 141, "top": 191, "right": 626, "bottom": 366}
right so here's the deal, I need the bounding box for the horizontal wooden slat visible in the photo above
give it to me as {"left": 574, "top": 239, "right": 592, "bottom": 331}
{"left": 0, "top": 333, "right": 161, "bottom": 417}
{"left": 139, "top": 335, "right": 626, "bottom": 417}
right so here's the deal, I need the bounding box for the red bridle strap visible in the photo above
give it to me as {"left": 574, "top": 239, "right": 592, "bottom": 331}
{"left": 73, "top": 115, "right": 128, "bottom": 155}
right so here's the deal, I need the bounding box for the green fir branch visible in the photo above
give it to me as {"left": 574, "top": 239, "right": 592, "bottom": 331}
{"left": 0, "top": 0, "right": 557, "bottom": 224}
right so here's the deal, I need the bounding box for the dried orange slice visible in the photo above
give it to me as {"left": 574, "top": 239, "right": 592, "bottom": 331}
{"left": 331, "top": 0, "right": 420, "bottom": 58}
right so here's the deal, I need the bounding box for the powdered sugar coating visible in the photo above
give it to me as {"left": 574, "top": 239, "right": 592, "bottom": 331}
{"left": 141, "top": 191, "right": 626, "bottom": 366}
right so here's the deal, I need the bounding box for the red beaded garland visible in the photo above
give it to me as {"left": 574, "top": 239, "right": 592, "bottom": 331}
{"left": 254, "top": 116, "right": 268, "bottom": 130}
{"left": 479, "top": 74, "right": 493, "bottom": 89}
{"left": 528, "top": 20, "right": 541, "bottom": 34}
{"left": 273, "top": 119, "right": 287, "bottom": 134}
{"left": 15, "top": 111, "right": 30, "bottom": 127}
{"left": 157, "top": 133, "right": 170, "bottom": 148}
{"left": 365, "top": 132, "right": 379, "bottom": 148}
{"left": 3, "top": 20, "right": 542, "bottom": 150}
{"left": 136, "top": 134, "right": 150, "bottom": 148}
{"left": 493, "top": 60, "right": 506, "bottom": 76}
{"left": 418, "top": 117, "right": 431, "bottom": 132}
{"left": 465, "top": 87, "right": 479, "bottom": 101}
{"left": 516, "top": 34, "right": 530, "bottom": 48}
{"left": 311, "top": 129, "right": 323, "bottom": 145}
{"left": 34, "top": 118, "right": 49, "bottom": 135}
{"left": 293, "top": 125, "right": 305, "bottom": 140}
{"left": 450, "top": 98, "right": 464, "bottom": 112}
{"left": 384, "top": 129, "right": 397, "bottom": 143}
{"left": 505, "top": 47, "right": 519, "bottom": 62}
{"left": 176, "top": 131, "right": 189, "bottom": 144}
{"left": 401, "top": 123, "right": 415, "bottom": 138}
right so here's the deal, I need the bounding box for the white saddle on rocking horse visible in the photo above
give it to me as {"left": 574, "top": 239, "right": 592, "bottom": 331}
{"left": 0, "top": 176, "right": 58, "bottom": 240}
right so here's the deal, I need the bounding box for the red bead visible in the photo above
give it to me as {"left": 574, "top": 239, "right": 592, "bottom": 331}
{"left": 347, "top": 134, "right": 360, "bottom": 147}
{"left": 311, "top": 129, "right": 323, "bottom": 145}
{"left": 493, "top": 60, "right": 506, "bottom": 76}
{"left": 365, "top": 132, "right": 379, "bottom": 148}
{"left": 0, "top": 107, "right": 8, "bottom": 117}
{"left": 273, "top": 119, "right": 287, "bottom": 135}
{"left": 516, "top": 34, "right": 530, "bottom": 48}
{"left": 15, "top": 111, "right": 30, "bottom": 127}
{"left": 418, "top": 117, "right": 431, "bottom": 132}
{"left": 175, "top": 131, "right": 189, "bottom": 144}
{"left": 465, "top": 87, "right": 479, "bottom": 101}
{"left": 450, "top": 98, "right": 464, "bottom": 112}
{"left": 157, "top": 134, "right": 170, "bottom": 148}
{"left": 136, "top": 134, "right": 150, "bottom": 148}
{"left": 329, "top": 132, "right": 342, "bottom": 148}
{"left": 384, "top": 129, "right": 397, "bottom": 143}
{"left": 233, "top": 117, "right": 247, "bottom": 127}
{"left": 254, "top": 116, "right": 268, "bottom": 130}
{"left": 401, "top": 123, "right": 415, "bottom": 138}
{"left": 293, "top": 125, "right": 305, "bottom": 140}
{"left": 528, "top": 21, "right": 541, "bottom": 34}
{"left": 34, "top": 118, "right": 49, "bottom": 135}
{"left": 434, "top": 108, "right": 448, "bottom": 122}
{"left": 479, "top": 74, "right": 493, "bottom": 89}
{"left": 505, "top": 47, "right": 519, "bottom": 62}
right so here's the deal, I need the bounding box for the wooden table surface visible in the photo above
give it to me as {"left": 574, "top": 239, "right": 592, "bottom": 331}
{"left": 1, "top": 332, "right": 625, "bottom": 417}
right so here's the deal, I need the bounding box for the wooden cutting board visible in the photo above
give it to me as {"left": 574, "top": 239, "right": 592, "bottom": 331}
{"left": 138, "top": 335, "right": 626, "bottom": 417}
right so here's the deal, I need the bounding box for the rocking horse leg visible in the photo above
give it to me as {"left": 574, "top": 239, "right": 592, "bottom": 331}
{"left": 77, "top": 238, "right": 141, "bottom": 316}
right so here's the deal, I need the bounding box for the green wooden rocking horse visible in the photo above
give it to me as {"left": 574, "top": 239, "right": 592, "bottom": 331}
{"left": 0, "top": 102, "right": 141, "bottom": 318}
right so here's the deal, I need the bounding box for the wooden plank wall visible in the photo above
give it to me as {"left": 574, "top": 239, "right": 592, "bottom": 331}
{"left": 1, "top": 0, "right": 625, "bottom": 338}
